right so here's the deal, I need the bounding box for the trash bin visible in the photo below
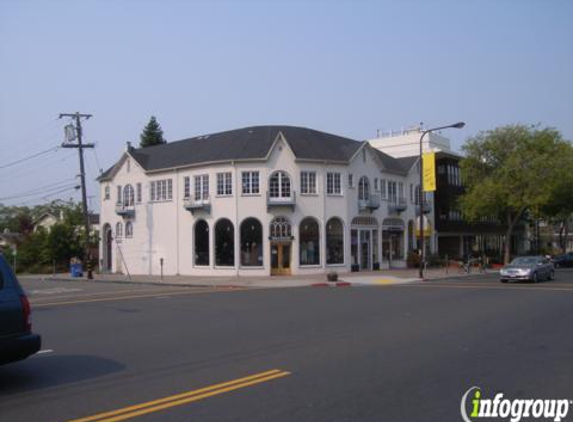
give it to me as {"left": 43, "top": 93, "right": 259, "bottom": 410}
{"left": 70, "top": 263, "right": 83, "bottom": 277}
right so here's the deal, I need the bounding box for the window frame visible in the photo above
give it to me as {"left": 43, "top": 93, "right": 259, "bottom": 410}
{"left": 217, "top": 172, "right": 233, "bottom": 196}
{"left": 300, "top": 171, "right": 317, "bottom": 195}
{"left": 241, "top": 171, "right": 260, "bottom": 195}
{"left": 326, "top": 172, "right": 342, "bottom": 196}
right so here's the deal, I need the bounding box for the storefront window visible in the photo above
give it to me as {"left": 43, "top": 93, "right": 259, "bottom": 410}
{"left": 240, "top": 218, "right": 263, "bottom": 266}
{"left": 215, "top": 218, "right": 234, "bottom": 266}
{"left": 326, "top": 218, "right": 344, "bottom": 264}
{"left": 299, "top": 217, "right": 320, "bottom": 265}
{"left": 194, "top": 220, "right": 209, "bottom": 266}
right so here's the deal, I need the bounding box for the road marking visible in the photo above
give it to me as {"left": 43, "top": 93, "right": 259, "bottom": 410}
{"left": 65, "top": 369, "right": 291, "bottom": 422}
{"left": 29, "top": 287, "right": 186, "bottom": 302}
{"left": 401, "top": 283, "right": 573, "bottom": 292}
{"left": 32, "top": 287, "right": 249, "bottom": 308}
{"left": 37, "top": 349, "right": 54, "bottom": 354}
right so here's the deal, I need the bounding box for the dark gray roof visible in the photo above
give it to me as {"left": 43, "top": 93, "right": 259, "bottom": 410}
{"left": 371, "top": 148, "right": 409, "bottom": 174}
{"left": 395, "top": 156, "right": 419, "bottom": 172}
{"left": 98, "top": 125, "right": 409, "bottom": 180}
{"left": 130, "top": 125, "right": 363, "bottom": 172}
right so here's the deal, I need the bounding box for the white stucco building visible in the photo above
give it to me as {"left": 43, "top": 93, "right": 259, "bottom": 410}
{"left": 98, "top": 125, "right": 433, "bottom": 276}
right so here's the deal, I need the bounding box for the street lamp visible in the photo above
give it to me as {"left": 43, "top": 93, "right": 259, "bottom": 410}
{"left": 419, "top": 121, "right": 465, "bottom": 279}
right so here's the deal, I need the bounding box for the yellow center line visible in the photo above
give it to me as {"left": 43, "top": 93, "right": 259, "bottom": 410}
{"left": 33, "top": 287, "right": 248, "bottom": 308}
{"left": 65, "top": 369, "right": 291, "bottom": 422}
{"left": 30, "top": 288, "right": 196, "bottom": 303}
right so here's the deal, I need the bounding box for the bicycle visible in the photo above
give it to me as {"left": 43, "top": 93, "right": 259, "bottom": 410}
{"left": 459, "top": 258, "right": 484, "bottom": 274}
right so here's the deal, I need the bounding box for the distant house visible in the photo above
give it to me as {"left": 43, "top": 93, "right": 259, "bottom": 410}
{"left": 0, "top": 230, "right": 20, "bottom": 253}
{"left": 33, "top": 211, "right": 63, "bottom": 232}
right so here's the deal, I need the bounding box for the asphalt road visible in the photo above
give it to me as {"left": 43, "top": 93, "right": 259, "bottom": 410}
{"left": 1, "top": 270, "right": 573, "bottom": 422}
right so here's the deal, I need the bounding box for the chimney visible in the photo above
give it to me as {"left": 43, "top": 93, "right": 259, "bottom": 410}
{"left": 126, "top": 141, "right": 133, "bottom": 151}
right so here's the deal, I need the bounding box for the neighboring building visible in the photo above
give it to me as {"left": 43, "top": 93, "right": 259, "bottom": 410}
{"left": 32, "top": 211, "right": 100, "bottom": 263}
{"left": 369, "top": 128, "right": 525, "bottom": 259}
{"left": 98, "top": 125, "right": 431, "bottom": 276}
{"left": 33, "top": 211, "right": 62, "bottom": 232}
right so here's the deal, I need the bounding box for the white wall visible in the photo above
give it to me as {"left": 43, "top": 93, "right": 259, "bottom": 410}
{"left": 99, "top": 137, "right": 427, "bottom": 276}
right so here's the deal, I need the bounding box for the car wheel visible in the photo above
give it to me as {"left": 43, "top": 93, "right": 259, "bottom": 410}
{"left": 500, "top": 279, "right": 508, "bottom": 283}
{"left": 549, "top": 270, "right": 555, "bottom": 280}
{"left": 532, "top": 272, "right": 538, "bottom": 283}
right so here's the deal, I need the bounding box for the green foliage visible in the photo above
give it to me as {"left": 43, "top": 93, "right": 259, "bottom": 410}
{"left": 0, "top": 201, "right": 88, "bottom": 273}
{"left": 139, "top": 116, "right": 166, "bottom": 148}
{"left": 459, "top": 124, "right": 573, "bottom": 262}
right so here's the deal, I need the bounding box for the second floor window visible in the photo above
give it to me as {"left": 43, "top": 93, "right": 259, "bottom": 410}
{"left": 150, "top": 179, "right": 173, "bottom": 201}
{"left": 217, "top": 172, "right": 233, "bottom": 196}
{"left": 348, "top": 174, "right": 354, "bottom": 188}
{"left": 358, "top": 176, "right": 370, "bottom": 201}
{"left": 269, "top": 171, "right": 291, "bottom": 198}
{"left": 117, "top": 185, "right": 122, "bottom": 204}
{"left": 136, "top": 183, "right": 142, "bottom": 203}
{"left": 184, "top": 177, "right": 190, "bottom": 198}
{"left": 242, "top": 171, "right": 259, "bottom": 195}
{"left": 388, "top": 181, "right": 397, "bottom": 203}
{"left": 301, "top": 171, "right": 317, "bottom": 195}
{"left": 194, "top": 175, "right": 209, "bottom": 200}
{"left": 123, "top": 185, "right": 134, "bottom": 207}
{"left": 326, "top": 172, "right": 341, "bottom": 195}
{"left": 104, "top": 186, "right": 110, "bottom": 200}
{"left": 380, "top": 179, "right": 387, "bottom": 199}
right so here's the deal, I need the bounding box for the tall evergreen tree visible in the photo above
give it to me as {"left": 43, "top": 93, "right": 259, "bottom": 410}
{"left": 139, "top": 116, "right": 166, "bottom": 148}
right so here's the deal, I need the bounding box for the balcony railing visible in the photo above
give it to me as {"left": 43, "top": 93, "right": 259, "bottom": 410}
{"left": 266, "top": 191, "right": 296, "bottom": 211}
{"left": 115, "top": 203, "right": 135, "bottom": 218}
{"left": 387, "top": 197, "right": 407, "bottom": 214}
{"left": 183, "top": 195, "right": 211, "bottom": 214}
{"left": 415, "top": 199, "right": 433, "bottom": 215}
{"left": 358, "top": 194, "right": 381, "bottom": 212}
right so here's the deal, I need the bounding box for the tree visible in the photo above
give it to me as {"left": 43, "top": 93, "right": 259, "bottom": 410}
{"left": 459, "top": 124, "right": 573, "bottom": 264}
{"left": 139, "top": 116, "right": 166, "bottom": 148}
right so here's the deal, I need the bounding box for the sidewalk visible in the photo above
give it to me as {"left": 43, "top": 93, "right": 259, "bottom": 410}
{"left": 20, "top": 267, "right": 495, "bottom": 289}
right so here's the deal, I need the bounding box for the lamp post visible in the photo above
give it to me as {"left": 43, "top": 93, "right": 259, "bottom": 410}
{"left": 419, "top": 121, "right": 465, "bottom": 279}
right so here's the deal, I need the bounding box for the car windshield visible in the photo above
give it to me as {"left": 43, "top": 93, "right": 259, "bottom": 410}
{"left": 511, "top": 257, "right": 539, "bottom": 266}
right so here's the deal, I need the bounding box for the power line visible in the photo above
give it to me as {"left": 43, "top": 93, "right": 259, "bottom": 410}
{"left": 0, "top": 146, "right": 60, "bottom": 170}
{"left": 20, "top": 186, "right": 80, "bottom": 206}
{"left": 0, "top": 180, "right": 78, "bottom": 201}
{"left": 0, "top": 151, "right": 77, "bottom": 181}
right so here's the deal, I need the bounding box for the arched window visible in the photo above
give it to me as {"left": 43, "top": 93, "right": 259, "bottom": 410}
{"left": 115, "top": 222, "right": 123, "bottom": 238}
{"left": 299, "top": 217, "right": 320, "bottom": 265}
{"left": 358, "top": 176, "right": 370, "bottom": 201}
{"left": 326, "top": 217, "right": 344, "bottom": 264}
{"left": 215, "top": 218, "right": 234, "bottom": 266}
{"left": 270, "top": 216, "right": 292, "bottom": 240}
{"left": 194, "top": 220, "right": 209, "bottom": 266}
{"left": 123, "top": 184, "right": 135, "bottom": 207}
{"left": 125, "top": 222, "right": 133, "bottom": 238}
{"left": 240, "top": 218, "right": 263, "bottom": 266}
{"left": 269, "top": 171, "right": 291, "bottom": 198}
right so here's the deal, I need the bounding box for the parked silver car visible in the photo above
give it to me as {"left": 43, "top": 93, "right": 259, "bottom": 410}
{"left": 500, "top": 256, "right": 554, "bottom": 283}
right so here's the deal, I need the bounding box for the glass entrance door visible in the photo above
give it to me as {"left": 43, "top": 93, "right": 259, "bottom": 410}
{"left": 271, "top": 242, "right": 291, "bottom": 275}
{"left": 359, "top": 230, "right": 371, "bottom": 270}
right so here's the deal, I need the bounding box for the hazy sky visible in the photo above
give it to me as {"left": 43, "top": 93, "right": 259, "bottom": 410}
{"left": 1, "top": 0, "right": 571, "bottom": 209}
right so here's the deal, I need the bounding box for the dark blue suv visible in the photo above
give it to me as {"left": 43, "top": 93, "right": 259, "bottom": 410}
{"left": 0, "top": 254, "right": 41, "bottom": 364}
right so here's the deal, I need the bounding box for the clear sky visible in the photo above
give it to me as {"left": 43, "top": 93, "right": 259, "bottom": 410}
{"left": 1, "top": 0, "right": 572, "bottom": 209}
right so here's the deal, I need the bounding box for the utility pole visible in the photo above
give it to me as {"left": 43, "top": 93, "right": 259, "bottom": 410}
{"left": 59, "top": 112, "right": 95, "bottom": 279}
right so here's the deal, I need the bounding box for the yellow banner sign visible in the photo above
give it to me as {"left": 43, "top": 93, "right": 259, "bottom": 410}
{"left": 422, "top": 152, "right": 436, "bottom": 192}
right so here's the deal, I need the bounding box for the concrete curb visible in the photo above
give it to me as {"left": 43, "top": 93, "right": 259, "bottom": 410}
{"left": 311, "top": 281, "right": 352, "bottom": 287}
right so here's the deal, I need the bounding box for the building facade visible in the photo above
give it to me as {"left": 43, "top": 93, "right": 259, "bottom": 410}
{"left": 98, "top": 126, "right": 432, "bottom": 276}
{"left": 369, "top": 128, "right": 524, "bottom": 259}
